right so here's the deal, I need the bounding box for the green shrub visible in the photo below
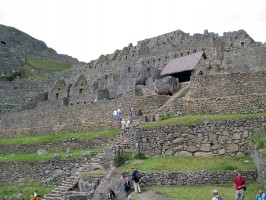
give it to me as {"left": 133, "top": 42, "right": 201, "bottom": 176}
{"left": 114, "top": 154, "right": 131, "bottom": 167}
{"left": 159, "top": 113, "right": 173, "bottom": 121}
{"left": 250, "top": 133, "right": 266, "bottom": 149}
{"left": 133, "top": 152, "right": 146, "bottom": 159}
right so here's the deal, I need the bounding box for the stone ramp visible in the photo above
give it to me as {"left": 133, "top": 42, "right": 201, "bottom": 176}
{"left": 157, "top": 82, "right": 190, "bottom": 114}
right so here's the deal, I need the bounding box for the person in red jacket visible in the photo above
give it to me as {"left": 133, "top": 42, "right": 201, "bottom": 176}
{"left": 234, "top": 172, "right": 246, "bottom": 200}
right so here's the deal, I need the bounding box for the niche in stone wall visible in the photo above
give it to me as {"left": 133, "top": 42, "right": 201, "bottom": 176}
{"left": 93, "top": 81, "right": 98, "bottom": 91}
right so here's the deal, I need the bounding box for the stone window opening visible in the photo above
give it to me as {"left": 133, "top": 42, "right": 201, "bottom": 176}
{"left": 158, "top": 58, "right": 161, "bottom": 62}
{"left": 70, "top": 103, "right": 73, "bottom": 105}
{"left": 84, "top": 102, "right": 86, "bottom": 104}
{"left": 181, "top": 41, "right": 183, "bottom": 44}
{"left": 129, "top": 48, "right": 130, "bottom": 50}
{"left": 79, "top": 88, "right": 83, "bottom": 94}
{"left": 175, "top": 54, "right": 177, "bottom": 58}
{"left": 147, "top": 68, "right": 150, "bottom": 77}
{"left": 241, "top": 42, "right": 244, "bottom": 47}
{"left": 194, "top": 50, "right": 197, "bottom": 53}
{"left": 56, "top": 93, "right": 59, "bottom": 100}
{"left": 187, "top": 51, "right": 190, "bottom": 55}
{"left": 128, "top": 67, "right": 131, "bottom": 73}
{"left": 153, "top": 59, "right": 155, "bottom": 63}
{"left": 101, "top": 64, "right": 102, "bottom": 67}
{"left": 158, "top": 44, "right": 160, "bottom": 47}
{"left": 181, "top": 53, "right": 183, "bottom": 57}
{"left": 81, "top": 83, "right": 83, "bottom": 87}
{"left": 1, "top": 41, "right": 6, "bottom": 45}
{"left": 105, "top": 75, "right": 107, "bottom": 80}
{"left": 133, "top": 54, "right": 134, "bottom": 57}
{"left": 147, "top": 61, "right": 150, "bottom": 64}
{"left": 126, "top": 55, "right": 127, "bottom": 60}
{"left": 77, "top": 102, "right": 79, "bottom": 104}
{"left": 106, "top": 62, "right": 108, "bottom": 65}
{"left": 58, "top": 88, "right": 60, "bottom": 91}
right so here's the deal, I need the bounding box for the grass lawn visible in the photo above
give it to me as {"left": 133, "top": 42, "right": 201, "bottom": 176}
{"left": 0, "top": 182, "right": 56, "bottom": 199}
{"left": 145, "top": 182, "right": 263, "bottom": 200}
{"left": 118, "top": 156, "right": 255, "bottom": 172}
{"left": 0, "top": 128, "right": 119, "bottom": 145}
{"left": 0, "top": 147, "right": 103, "bottom": 162}
{"left": 142, "top": 113, "right": 266, "bottom": 128}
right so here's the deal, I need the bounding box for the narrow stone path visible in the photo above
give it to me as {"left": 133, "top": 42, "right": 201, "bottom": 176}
{"left": 136, "top": 191, "right": 169, "bottom": 200}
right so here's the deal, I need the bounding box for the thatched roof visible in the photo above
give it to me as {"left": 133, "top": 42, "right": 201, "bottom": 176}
{"left": 160, "top": 52, "right": 206, "bottom": 76}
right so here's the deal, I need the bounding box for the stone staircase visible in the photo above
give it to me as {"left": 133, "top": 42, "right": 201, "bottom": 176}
{"left": 44, "top": 130, "right": 132, "bottom": 200}
{"left": 156, "top": 82, "right": 190, "bottom": 114}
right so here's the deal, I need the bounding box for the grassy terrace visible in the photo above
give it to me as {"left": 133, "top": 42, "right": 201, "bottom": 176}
{"left": 142, "top": 112, "right": 266, "bottom": 128}
{"left": 0, "top": 147, "right": 103, "bottom": 162}
{"left": 0, "top": 182, "right": 56, "bottom": 200}
{"left": 141, "top": 182, "right": 264, "bottom": 200}
{"left": 0, "top": 128, "right": 119, "bottom": 145}
{"left": 118, "top": 156, "right": 255, "bottom": 172}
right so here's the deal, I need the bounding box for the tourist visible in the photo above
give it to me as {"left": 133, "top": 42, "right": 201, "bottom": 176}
{"left": 234, "top": 172, "right": 246, "bottom": 200}
{"left": 126, "top": 119, "right": 130, "bottom": 130}
{"left": 138, "top": 109, "right": 143, "bottom": 117}
{"left": 107, "top": 187, "right": 116, "bottom": 200}
{"left": 123, "top": 176, "right": 131, "bottom": 196}
{"left": 256, "top": 190, "right": 264, "bottom": 200}
{"left": 211, "top": 190, "right": 223, "bottom": 200}
{"left": 130, "top": 107, "right": 135, "bottom": 119}
{"left": 121, "top": 118, "right": 126, "bottom": 132}
{"left": 113, "top": 109, "right": 118, "bottom": 121}
{"left": 117, "top": 108, "right": 122, "bottom": 119}
{"left": 131, "top": 168, "right": 141, "bottom": 193}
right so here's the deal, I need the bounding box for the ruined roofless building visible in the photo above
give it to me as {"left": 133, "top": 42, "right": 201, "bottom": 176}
{"left": 48, "top": 29, "right": 265, "bottom": 106}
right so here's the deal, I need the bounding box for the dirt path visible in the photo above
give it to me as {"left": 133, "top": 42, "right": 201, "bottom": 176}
{"left": 136, "top": 191, "right": 169, "bottom": 200}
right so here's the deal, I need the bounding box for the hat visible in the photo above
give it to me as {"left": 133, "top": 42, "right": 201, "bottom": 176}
{"left": 212, "top": 190, "right": 219, "bottom": 195}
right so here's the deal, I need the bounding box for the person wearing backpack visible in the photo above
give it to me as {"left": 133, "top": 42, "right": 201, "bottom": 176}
{"left": 107, "top": 188, "right": 116, "bottom": 200}
{"left": 123, "top": 176, "right": 131, "bottom": 196}
{"left": 131, "top": 168, "right": 141, "bottom": 193}
{"left": 212, "top": 190, "right": 223, "bottom": 200}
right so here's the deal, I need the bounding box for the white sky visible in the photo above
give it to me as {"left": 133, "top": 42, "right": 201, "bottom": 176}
{"left": 0, "top": 0, "right": 266, "bottom": 62}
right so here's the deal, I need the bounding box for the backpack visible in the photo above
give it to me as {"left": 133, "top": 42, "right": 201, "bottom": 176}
{"left": 133, "top": 171, "right": 141, "bottom": 180}
{"left": 217, "top": 196, "right": 223, "bottom": 200}
{"left": 108, "top": 190, "right": 116, "bottom": 199}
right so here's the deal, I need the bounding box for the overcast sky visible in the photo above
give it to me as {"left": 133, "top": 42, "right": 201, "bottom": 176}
{"left": 0, "top": 0, "right": 265, "bottom": 62}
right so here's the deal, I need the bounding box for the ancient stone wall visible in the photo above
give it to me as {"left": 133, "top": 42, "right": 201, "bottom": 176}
{"left": 131, "top": 116, "right": 266, "bottom": 156}
{"left": 0, "top": 159, "right": 86, "bottom": 184}
{"left": 189, "top": 71, "right": 266, "bottom": 99}
{"left": 139, "top": 170, "right": 257, "bottom": 186}
{"left": 163, "top": 93, "right": 266, "bottom": 116}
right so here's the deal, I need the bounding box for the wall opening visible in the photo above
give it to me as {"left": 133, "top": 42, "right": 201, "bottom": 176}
{"left": 128, "top": 67, "right": 131, "bottom": 73}
{"left": 79, "top": 88, "right": 83, "bottom": 94}
{"left": 241, "top": 42, "right": 244, "bottom": 47}
{"left": 56, "top": 93, "right": 59, "bottom": 100}
{"left": 171, "top": 70, "right": 192, "bottom": 83}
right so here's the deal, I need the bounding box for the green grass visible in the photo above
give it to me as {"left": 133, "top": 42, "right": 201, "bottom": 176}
{"left": 118, "top": 156, "right": 255, "bottom": 172}
{"left": 0, "top": 128, "right": 119, "bottom": 145}
{"left": 142, "top": 113, "right": 266, "bottom": 128}
{"left": 0, "top": 147, "right": 103, "bottom": 162}
{"left": 146, "top": 182, "right": 263, "bottom": 200}
{"left": 25, "top": 54, "right": 72, "bottom": 73}
{"left": 0, "top": 182, "right": 56, "bottom": 199}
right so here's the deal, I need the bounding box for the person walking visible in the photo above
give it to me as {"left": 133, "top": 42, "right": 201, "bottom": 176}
{"left": 123, "top": 176, "right": 131, "bottom": 196}
{"left": 234, "top": 172, "right": 246, "bottom": 200}
{"left": 211, "top": 190, "right": 223, "bottom": 200}
{"left": 107, "top": 187, "right": 116, "bottom": 200}
{"left": 131, "top": 168, "right": 141, "bottom": 193}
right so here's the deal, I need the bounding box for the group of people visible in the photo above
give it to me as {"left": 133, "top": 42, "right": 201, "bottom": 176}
{"left": 107, "top": 168, "right": 141, "bottom": 199}
{"left": 212, "top": 172, "right": 246, "bottom": 200}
